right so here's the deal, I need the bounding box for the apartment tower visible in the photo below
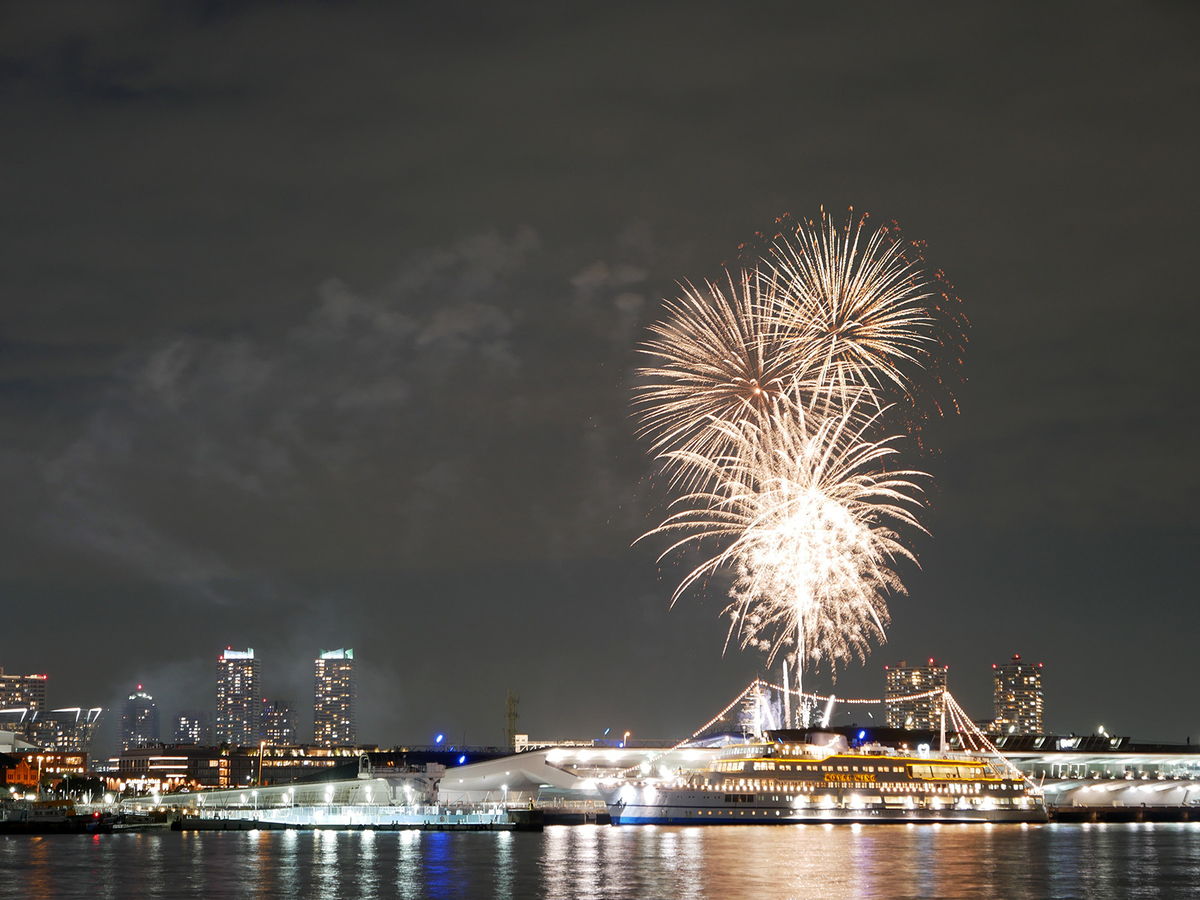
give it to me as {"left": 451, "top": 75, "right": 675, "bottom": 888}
{"left": 314, "top": 649, "right": 356, "bottom": 747}
{"left": 216, "top": 648, "right": 262, "bottom": 747}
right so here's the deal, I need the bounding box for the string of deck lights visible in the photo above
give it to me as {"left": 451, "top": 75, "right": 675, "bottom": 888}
{"left": 942, "top": 692, "right": 1032, "bottom": 785}
{"left": 614, "top": 679, "right": 995, "bottom": 779}
{"left": 759, "top": 680, "right": 947, "bottom": 706}
{"left": 616, "top": 680, "right": 771, "bottom": 777}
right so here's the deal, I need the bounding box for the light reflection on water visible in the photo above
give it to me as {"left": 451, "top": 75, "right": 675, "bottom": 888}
{"left": 1, "top": 823, "right": 1199, "bottom": 899}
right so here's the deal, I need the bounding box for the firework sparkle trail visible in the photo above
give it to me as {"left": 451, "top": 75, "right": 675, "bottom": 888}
{"left": 643, "top": 389, "right": 926, "bottom": 701}
{"left": 762, "top": 208, "right": 970, "bottom": 447}
{"left": 768, "top": 210, "right": 936, "bottom": 399}
{"left": 631, "top": 269, "right": 800, "bottom": 488}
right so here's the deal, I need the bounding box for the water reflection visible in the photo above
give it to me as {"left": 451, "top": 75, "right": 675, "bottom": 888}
{"left": 393, "top": 828, "right": 422, "bottom": 900}
{"left": 358, "top": 830, "right": 378, "bottom": 900}
{"left": 493, "top": 831, "right": 513, "bottom": 897}
{"left": 0, "top": 823, "right": 1197, "bottom": 899}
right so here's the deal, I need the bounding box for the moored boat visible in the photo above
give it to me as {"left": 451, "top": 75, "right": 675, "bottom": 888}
{"left": 599, "top": 731, "right": 1046, "bottom": 825}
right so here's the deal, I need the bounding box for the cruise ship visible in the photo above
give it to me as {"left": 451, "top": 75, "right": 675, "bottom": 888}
{"left": 599, "top": 731, "right": 1047, "bottom": 825}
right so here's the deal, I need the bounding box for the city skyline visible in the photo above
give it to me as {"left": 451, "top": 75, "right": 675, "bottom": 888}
{"left": 0, "top": 3, "right": 1195, "bottom": 750}
{"left": 0, "top": 646, "right": 1063, "bottom": 759}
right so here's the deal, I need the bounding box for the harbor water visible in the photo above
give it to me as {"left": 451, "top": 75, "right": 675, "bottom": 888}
{"left": 3, "top": 822, "right": 1199, "bottom": 899}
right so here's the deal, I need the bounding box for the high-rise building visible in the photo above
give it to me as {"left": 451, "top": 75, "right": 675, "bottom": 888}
{"left": 33, "top": 707, "right": 103, "bottom": 753}
{"left": 0, "top": 707, "right": 37, "bottom": 741}
{"left": 174, "top": 710, "right": 214, "bottom": 745}
{"left": 120, "top": 687, "right": 160, "bottom": 751}
{"left": 314, "top": 649, "right": 356, "bottom": 747}
{"left": 261, "top": 699, "right": 297, "bottom": 745}
{"left": 993, "top": 654, "right": 1044, "bottom": 734}
{"left": 884, "top": 659, "right": 948, "bottom": 730}
{"left": 0, "top": 670, "right": 48, "bottom": 713}
{"left": 216, "top": 648, "right": 261, "bottom": 747}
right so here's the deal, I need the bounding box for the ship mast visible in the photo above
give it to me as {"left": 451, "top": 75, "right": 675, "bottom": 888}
{"left": 939, "top": 690, "right": 946, "bottom": 755}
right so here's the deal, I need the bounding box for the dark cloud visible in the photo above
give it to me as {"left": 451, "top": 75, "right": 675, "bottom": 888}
{"left": 30, "top": 225, "right": 655, "bottom": 589}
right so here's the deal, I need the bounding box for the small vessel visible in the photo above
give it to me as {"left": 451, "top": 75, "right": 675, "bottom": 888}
{"left": 599, "top": 731, "right": 1046, "bottom": 825}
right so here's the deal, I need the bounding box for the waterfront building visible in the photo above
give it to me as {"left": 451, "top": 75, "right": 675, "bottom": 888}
{"left": 2, "top": 751, "right": 88, "bottom": 788}
{"left": 216, "top": 648, "right": 261, "bottom": 747}
{"left": 314, "top": 649, "right": 356, "bottom": 747}
{"left": 174, "top": 710, "right": 214, "bottom": 745}
{"left": 884, "top": 659, "right": 948, "bottom": 730}
{"left": 111, "top": 743, "right": 373, "bottom": 792}
{"left": 116, "top": 744, "right": 251, "bottom": 791}
{"left": 262, "top": 699, "right": 297, "bottom": 745}
{"left": 0, "top": 670, "right": 48, "bottom": 713}
{"left": 120, "top": 686, "right": 160, "bottom": 751}
{"left": 993, "top": 653, "right": 1044, "bottom": 734}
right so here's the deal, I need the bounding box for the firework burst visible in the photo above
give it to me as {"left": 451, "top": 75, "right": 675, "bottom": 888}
{"left": 645, "top": 390, "right": 926, "bottom": 681}
{"left": 763, "top": 208, "right": 970, "bottom": 446}
{"left": 631, "top": 269, "right": 800, "bottom": 487}
{"left": 768, "top": 209, "right": 935, "bottom": 399}
{"left": 634, "top": 209, "right": 963, "bottom": 693}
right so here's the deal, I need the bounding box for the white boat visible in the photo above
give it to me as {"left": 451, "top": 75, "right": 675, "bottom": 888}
{"left": 599, "top": 731, "right": 1047, "bottom": 825}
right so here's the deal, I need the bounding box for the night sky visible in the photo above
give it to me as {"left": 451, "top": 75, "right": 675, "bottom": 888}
{"left": 2, "top": 1, "right": 1197, "bottom": 756}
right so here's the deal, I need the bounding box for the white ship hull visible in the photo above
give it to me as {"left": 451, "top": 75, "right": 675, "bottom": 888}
{"left": 602, "top": 788, "right": 1045, "bottom": 825}
{"left": 598, "top": 736, "right": 1047, "bottom": 826}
